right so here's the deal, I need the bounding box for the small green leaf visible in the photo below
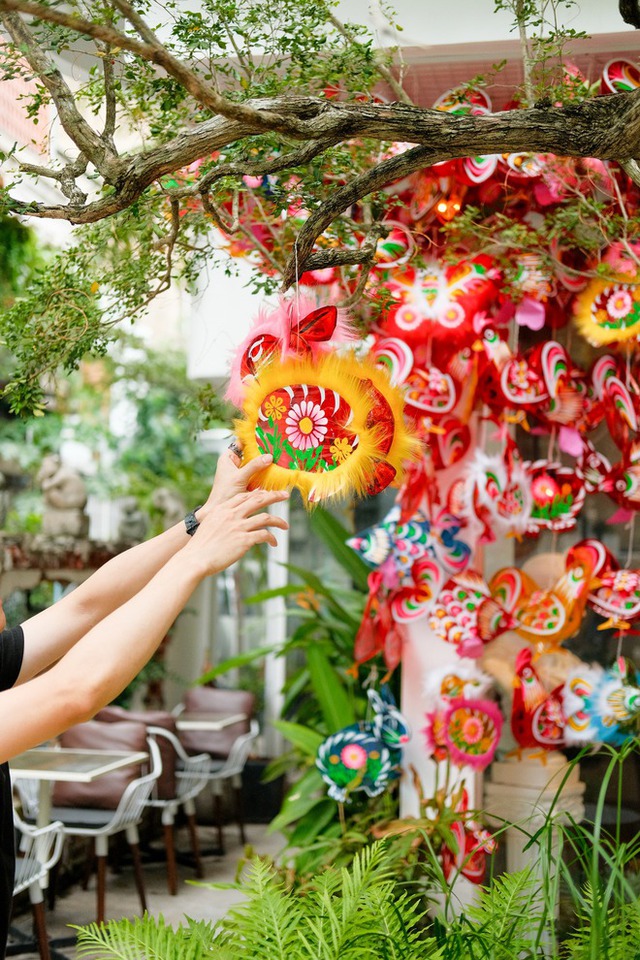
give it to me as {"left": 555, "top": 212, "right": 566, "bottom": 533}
{"left": 273, "top": 719, "right": 325, "bottom": 755}
{"left": 196, "top": 644, "right": 276, "bottom": 683}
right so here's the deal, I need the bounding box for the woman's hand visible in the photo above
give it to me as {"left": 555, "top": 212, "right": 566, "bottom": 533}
{"left": 200, "top": 443, "right": 273, "bottom": 517}
{"left": 186, "top": 486, "right": 289, "bottom": 576}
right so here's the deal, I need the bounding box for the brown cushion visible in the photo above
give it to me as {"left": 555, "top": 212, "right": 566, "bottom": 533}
{"left": 95, "top": 706, "right": 177, "bottom": 800}
{"left": 179, "top": 687, "right": 255, "bottom": 759}
{"left": 52, "top": 720, "right": 148, "bottom": 810}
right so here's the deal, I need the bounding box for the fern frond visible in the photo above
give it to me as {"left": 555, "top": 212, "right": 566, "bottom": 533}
{"left": 218, "top": 857, "right": 306, "bottom": 959}
{"left": 74, "top": 914, "right": 215, "bottom": 960}
{"left": 448, "top": 867, "right": 545, "bottom": 957}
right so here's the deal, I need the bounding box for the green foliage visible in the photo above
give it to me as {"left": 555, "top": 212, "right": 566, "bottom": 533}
{"left": 0, "top": 0, "right": 630, "bottom": 413}
{"left": 73, "top": 744, "right": 640, "bottom": 959}
{"left": 202, "top": 505, "right": 402, "bottom": 877}
{"left": 75, "top": 841, "right": 438, "bottom": 960}
{"left": 0, "top": 216, "right": 42, "bottom": 308}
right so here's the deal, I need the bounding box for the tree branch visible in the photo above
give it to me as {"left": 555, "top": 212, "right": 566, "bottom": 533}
{"left": 0, "top": 10, "right": 119, "bottom": 180}
{"left": 0, "top": 0, "right": 316, "bottom": 136}
{"left": 100, "top": 44, "right": 118, "bottom": 152}
{"left": 619, "top": 0, "right": 640, "bottom": 27}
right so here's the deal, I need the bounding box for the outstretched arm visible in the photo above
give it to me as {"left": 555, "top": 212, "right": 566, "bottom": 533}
{"left": 17, "top": 448, "right": 270, "bottom": 682}
{"left": 1, "top": 481, "right": 288, "bottom": 762}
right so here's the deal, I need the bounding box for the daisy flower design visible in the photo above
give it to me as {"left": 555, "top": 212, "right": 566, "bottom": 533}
{"left": 606, "top": 288, "right": 633, "bottom": 321}
{"left": 340, "top": 743, "right": 368, "bottom": 770}
{"left": 285, "top": 399, "right": 328, "bottom": 450}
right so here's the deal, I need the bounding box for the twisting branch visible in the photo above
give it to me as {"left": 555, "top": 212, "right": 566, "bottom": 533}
{"left": 0, "top": 0, "right": 317, "bottom": 136}
{"left": 100, "top": 44, "right": 118, "bottom": 152}
{"left": 282, "top": 144, "right": 454, "bottom": 288}
{"left": 0, "top": 10, "right": 119, "bottom": 180}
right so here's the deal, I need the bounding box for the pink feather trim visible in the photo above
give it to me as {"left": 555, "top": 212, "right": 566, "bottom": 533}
{"left": 225, "top": 295, "right": 356, "bottom": 407}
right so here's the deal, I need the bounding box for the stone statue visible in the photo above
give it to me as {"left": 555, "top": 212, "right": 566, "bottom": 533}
{"left": 36, "top": 454, "right": 89, "bottom": 538}
{"left": 117, "top": 496, "right": 149, "bottom": 542}
{"left": 151, "top": 487, "right": 186, "bottom": 530}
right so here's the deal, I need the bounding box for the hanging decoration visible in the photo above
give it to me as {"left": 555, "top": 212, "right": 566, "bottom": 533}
{"left": 510, "top": 648, "right": 566, "bottom": 754}
{"left": 426, "top": 570, "right": 518, "bottom": 659}
{"left": 315, "top": 687, "right": 410, "bottom": 803}
{"left": 563, "top": 658, "right": 640, "bottom": 746}
{"left": 220, "top": 60, "right": 640, "bottom": 785}
{"left": 440, "top": 790, "right": 497, "bottom": 885}
{"left": 489, "top": 540, "right": 601, "bottom": 656}
{"left": 230, "top": 303, "right": 419, "bottom": 505}
{"left": 422, "top": 660, "right": 503, "bottom": 769}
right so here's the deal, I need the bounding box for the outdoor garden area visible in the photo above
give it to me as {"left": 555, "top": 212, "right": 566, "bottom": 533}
{"left": 3, "top": 0, "right": 640, "bottom": 957}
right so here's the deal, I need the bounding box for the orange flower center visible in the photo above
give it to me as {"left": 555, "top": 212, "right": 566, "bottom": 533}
{"left": 298, "top": 416, "right": 314, "bottom": 434}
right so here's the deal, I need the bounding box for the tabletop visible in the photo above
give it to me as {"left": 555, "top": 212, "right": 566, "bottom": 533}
{"left": 10, "top": 746, "right": 149, "bottom": 782}
{"left": 174, "top": 711, "right": 247, "bottom": 732}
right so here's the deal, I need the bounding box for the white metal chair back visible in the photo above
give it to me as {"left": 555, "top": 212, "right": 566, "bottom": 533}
{"left": 63, "top": 735, "right": 162, "bottom": 839}
{"left": 209, "top": 719, "right": 260, "bottom": 780}
{"left": 13, "top": 809, "right": 64, "bottom": 897}
{"left": 12, "top": 776, "right": 39, "bottom": 822}
{"left": 145, "top": 726, "right": 211, "bottom": 808}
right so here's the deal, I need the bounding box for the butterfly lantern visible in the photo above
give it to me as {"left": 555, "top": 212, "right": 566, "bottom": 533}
{"left": 229, "top": 299, "right": 419, "bottom": 505}
{"left": 377, "top": 254, "right": 500, "bottom": 349}
{"left": 316, "top": 687, "right": 410, "bottom": 803}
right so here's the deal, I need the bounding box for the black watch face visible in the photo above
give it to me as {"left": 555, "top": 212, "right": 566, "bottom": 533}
{"left": 185, "top": 513, "right": 199, "bottom": 535}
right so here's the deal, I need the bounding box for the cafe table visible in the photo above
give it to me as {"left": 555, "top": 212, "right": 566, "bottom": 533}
{"left": 11, "top": 746, "right": 149, "bottom": 828}
{"left": 8, "top": 746, "right": 148, "bottom": 959}
{"left": 174, "top": 711, "right": 248, "bottom": 732}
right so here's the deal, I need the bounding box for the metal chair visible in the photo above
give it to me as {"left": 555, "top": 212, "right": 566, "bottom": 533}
{"left": 203, "top": 719, "right": 260, "bottom": 853}
{"left": 144, "top": 726, "right": 210, "bottom": 893}
{"left": 94, "top": 706, "right": 212, "bottom": 894}
{"left": 175, "top": 688, "right": 260, "bottom": 853}
{"left": 12, "top": 809, "right": 64, "bottom": 960}
{"left": 14, "top": 730, "right": 162, "bottom": 924}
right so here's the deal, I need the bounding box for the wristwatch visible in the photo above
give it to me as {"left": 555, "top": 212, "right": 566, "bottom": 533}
{"left": 184, "top": 505, "right": 203, "bottom": 536}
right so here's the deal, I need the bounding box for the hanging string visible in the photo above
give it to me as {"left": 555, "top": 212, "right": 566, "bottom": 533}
{"left": 616, "top": 629, "right": 625, "bottom": 661}
{"left": 292, "top": 239, "right": 302, "bottom": 353}
{"left": 625, "top": 512, "right": 636, "bottom": 568}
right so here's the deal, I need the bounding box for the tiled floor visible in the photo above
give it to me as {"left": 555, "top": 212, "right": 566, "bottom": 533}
{"left": 9, "top": 822, "right": 285, "bottom": 959}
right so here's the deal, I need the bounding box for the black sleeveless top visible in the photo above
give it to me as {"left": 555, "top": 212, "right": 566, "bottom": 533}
{"left": 0, "top": 625, "right": 25, "bottom": 957}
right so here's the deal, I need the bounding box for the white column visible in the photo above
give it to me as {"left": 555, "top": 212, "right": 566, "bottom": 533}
{"left": 262, "top": 499, "right": 290, "bottom": 757}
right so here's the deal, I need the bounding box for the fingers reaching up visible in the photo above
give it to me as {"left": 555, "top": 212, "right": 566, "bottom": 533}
{"left": 205, "top": 445, "right": 277, "bottom": 511}
{"left": 187, "top": 487, "right": 289, "bottom": 576}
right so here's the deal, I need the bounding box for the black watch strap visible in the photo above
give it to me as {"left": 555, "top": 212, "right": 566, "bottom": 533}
{"left": 184, "top": 505, "right": 203, "bottom": 536}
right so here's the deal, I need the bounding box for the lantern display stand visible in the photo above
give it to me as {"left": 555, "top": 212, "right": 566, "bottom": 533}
{"left": 484, "top": 751, "right": 585, "bottom": 913}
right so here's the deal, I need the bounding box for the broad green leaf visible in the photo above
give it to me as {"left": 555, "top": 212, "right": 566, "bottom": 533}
{"left": 307, "top": 645, "right": 355, "bottom": 731}
{"left": 273, "top": 720, "right": 325, "bottom": 756}
{"left": 244, "top": 584, "right": 305, "bottom": 604}
{"left": 288, "top": 798, "right": 337, "bottom": 846}
{"left": 269, "top": 767, "right": 326, "bottom": 832}
{"left": 309, "top": 506, "right": 371, "bottom": 592}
